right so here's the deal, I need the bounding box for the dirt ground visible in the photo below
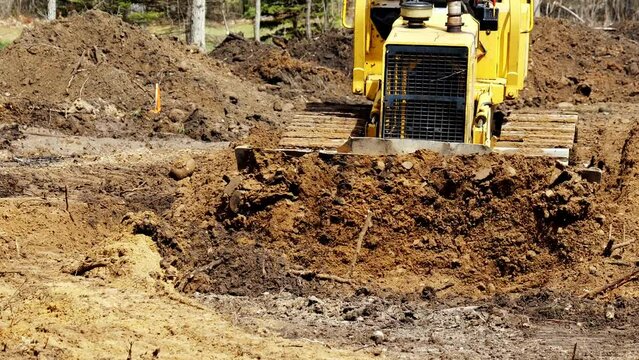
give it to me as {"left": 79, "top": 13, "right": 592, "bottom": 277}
{"left": 2, "top": 12, "right": 639, "bottom": 359}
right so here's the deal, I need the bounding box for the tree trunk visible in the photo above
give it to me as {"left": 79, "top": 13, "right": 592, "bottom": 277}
{"left": 47, "top": 0, "right": 56, "bottom": 20}
{"left": 189, "top": 0, "right": 206, "bottom": 50}
{"left": 254, "top": 0, "right": 261, "bottom": 43}
{"left": 306, "top": 0, "right": 312, "bottom": 39}
{"left": 222, "top": 0, "right": 230, "bottom": 35}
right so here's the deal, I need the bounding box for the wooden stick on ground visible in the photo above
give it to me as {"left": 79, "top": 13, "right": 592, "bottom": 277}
{"left": 582, "top": 267, "right": 639, "bottom": 299}
{"left": 66, "top": 258, "right": 109, "bottom": 276}
{"left": 288, "top": 269, "right": 353, "bottom": 284}
{"left": 64, "top": 185, "right": 75, "bottom": 223}
{"left": 602, "top": 224, "right": 614, "bottom": 257}
{"left": 611, "top": 239, "right": 636, "bottom": 252}
{"left": 348, "top": 210, "right": 373, "bottom": 278}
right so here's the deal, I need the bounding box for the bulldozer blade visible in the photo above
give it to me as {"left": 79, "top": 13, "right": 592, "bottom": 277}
{"left": 337, "top": 138, "right": 492, "bottom": 156}
{"left": 494, "top": 111, "right": 578, "bottom": 160}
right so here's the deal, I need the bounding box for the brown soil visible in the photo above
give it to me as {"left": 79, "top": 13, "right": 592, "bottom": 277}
{"left": 3, "top": 11, "right": 639, "bottom": 359}
{"left": 287, "top": 29, "right": 353, "bottom": 75}
{"left": 210, "top": 34, "right": 354, "bottom": 103}
{"left": 0, "top": 10, "right": 282, "bottom": 142}
{"left": 520, "top": 18, "right": 639, "bottom": 106}
{"left": 618, "top": 21, "right": 639, "bottom": 41}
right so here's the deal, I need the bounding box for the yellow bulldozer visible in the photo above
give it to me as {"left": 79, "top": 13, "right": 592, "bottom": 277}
{"left": 243, "top": 0, "right": 577, "bottom": 163}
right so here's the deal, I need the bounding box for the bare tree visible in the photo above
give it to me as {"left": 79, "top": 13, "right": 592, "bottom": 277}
{"left": 47, "top": 0, "right": 56, "bottom": 20}
{"left": 0, "top": 0, "right": 14, "bottom": 17}
{"left": 190, "top": 0, "right": 206, "bottom": 50}
{"left": 254, "top": 0, "right": 261, "bottom": 43}
{"left": 306, "top": 0, "right": 312, "bottom": 39}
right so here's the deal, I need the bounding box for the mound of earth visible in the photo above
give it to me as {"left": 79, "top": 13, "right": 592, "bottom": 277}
{"left": 521, "top": 18, "right": 639, "bottom": 106}
{"left": 618, "top": 21, "right": 639, "bottom": 41}
{"left": 137, "top": 147, "right": 619, "bottom": 299}
{"left": 214, "top": 18, "right": 639, "bottom": 106}
{"left": 210, "top": 34, "right": 353, "bottom": 102}
{"left": 287, "top": 29, "right": 353, "bottom": 74}
{"left": 0, "top": 10, "right": 279, "bottom": 141}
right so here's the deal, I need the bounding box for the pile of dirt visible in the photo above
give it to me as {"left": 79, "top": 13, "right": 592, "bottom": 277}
{"left": 521, "top": 18, "right": 639, "bottom": 105}
{"left": 618, "top": 21, "right": 639, "bottom": 41}
{"left": 0, "top": 11, "right": 279, "bottom": 141}
{"left": 210, "top": 18, "right": 639, "bottom": 107}
{"left": 142, "top": 148, "right": 616, "bottom": 298}
{"left": 210, "top": 34, "right": 353, "bottom": 102}
{"left": 287, "top": 30, "right": 353, "bottom": 74}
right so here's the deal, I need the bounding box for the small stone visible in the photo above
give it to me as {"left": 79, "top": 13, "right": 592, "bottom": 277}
{"left": 559, "top": 76, "right": 573, "bottom": 87}
{"left": 375, "top": 160, "right": 386, "bottom": 171}
{"left": 594, "top": 214, "right": 606, "bottom": 225}
{"left": 596, "top": 229, "right": 606, "bottom": 236}
{"left": 401, "top": 161, "right": 414, "bottom": 170}
{"left": 544, "top": 189, "right": 555, "bottom": 198}
{"left": 421, "top": 286, "right": 437, "bottom": 300}
{"left": 333, "top": 197, "right": 346, "bottom": 205}
{"left": 168, "top": 108, "right": 187, "bottom": 123}
{"left": 223, "top": 176, "right": 242, "bottom": 196}
{"left": 3, "top": 92, "right": 10, "bottom": 97}
{"left": 598, "top": 106, "right": 611, "bottom": 114}
{"left": 282, "top": 102, "right": 295, "bottom": 111}
{"left": 371, "top": 330, "right": 385, "bottom": 344}
{"left": 273, "top": 101, "right": 283, "bottom": 112}
{"left": 307, "top": 296, "right": 321, "bottom": 306}
{"left": 225, "top": 92, "right": 239, "bottom": 105}
{"left": 526, "top": 250, "right": 537, "bottom": 260}
{"left": 229, "top": 191, "right": 242, "bottom": 213}
{"left": 550, "top": 170, "right": 572, "bottom": 186}
{"left": 578, "top": 167, "right": 603, "bottom": 184}
{"left": 625, "top": 62, "right": 639, "bottom": 76}
{"left": 505, "top": 166, "right": 517, "bottom": 177}
{"left": 257, "top": 85, "right": 267, "bottom": 92}
{"left": 177, "top": 60, "right": 189, "bottom": 72}
{"left": 474, "top": 167, "right": 492, "bottom": 181}
{"left": 576, "top": 83, "right": 592, "bottom": 97}
{"left": 605, "top": 304, "right": 615, "bottom": 320}
{"left": 169, "top": 156, "right": 196, "bottom": 180}
{"left": 487, "top": 283, "right": 496, "bottom": 292}
{"left": 589, "top": 265, "right": 598, "bottom": 275}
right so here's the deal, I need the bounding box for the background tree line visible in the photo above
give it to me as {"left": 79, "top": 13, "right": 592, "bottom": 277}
{"left": 0, "top": 0, "right": 340, "bottom": 39}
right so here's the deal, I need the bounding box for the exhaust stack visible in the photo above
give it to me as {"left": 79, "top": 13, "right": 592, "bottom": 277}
{"left": 446, "top": 0, "right": 463, "bottom": 32}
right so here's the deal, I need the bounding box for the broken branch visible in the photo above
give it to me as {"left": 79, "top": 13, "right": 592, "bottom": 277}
{"left": 348, "top": 210, "right": 373, "bottom": 278}
{"left": 582, "top": 267, "right": 639, "bottom": 299}
{"left": 611, "top": 239, "right": 635, "bottom": 251}
{"left": 66, "top": 258, "right": 109, "bottom": 276}
{"left": 602, "top": 224, "right": 614, "bottom": 257}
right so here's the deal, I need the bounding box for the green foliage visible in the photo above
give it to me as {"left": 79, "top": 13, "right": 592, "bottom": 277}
{"left": 126, "top": 11, "right": 163, "bottom": 25}
{"left": 0, "top": 40, "right": 9, "bottom": 50}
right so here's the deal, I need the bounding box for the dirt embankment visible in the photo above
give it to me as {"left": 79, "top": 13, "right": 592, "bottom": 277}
{"left": 287, "top": 30, "right": 353, "bottom": 75}
{"left": 521, "top": 18, "right": 639, "bottom": 106}
{"left": 618, "top": 21, "right": 639, "bottom": 41}
{"left": 210, "top": 34, "right": 353, "bottom": 103}
{"left": 0, "top": 10, "right": 281, "bottom": 142}
{"left": 140, "top": 149, "right": 615, "bottom": 299}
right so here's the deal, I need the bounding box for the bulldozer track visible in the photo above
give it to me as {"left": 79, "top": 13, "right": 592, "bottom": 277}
{"left": 495, "top": 111, "right": 578, "bottom": 158}
{"left": 278, "top": 103, "right": 368, "bottom": 149}
{"left": 279, "top": 104, "right": 577, "bottom": 159}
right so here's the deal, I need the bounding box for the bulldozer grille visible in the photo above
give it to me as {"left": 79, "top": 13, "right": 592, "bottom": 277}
{"left": 382, "top": 45, "right": 468, "bottom": 143}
